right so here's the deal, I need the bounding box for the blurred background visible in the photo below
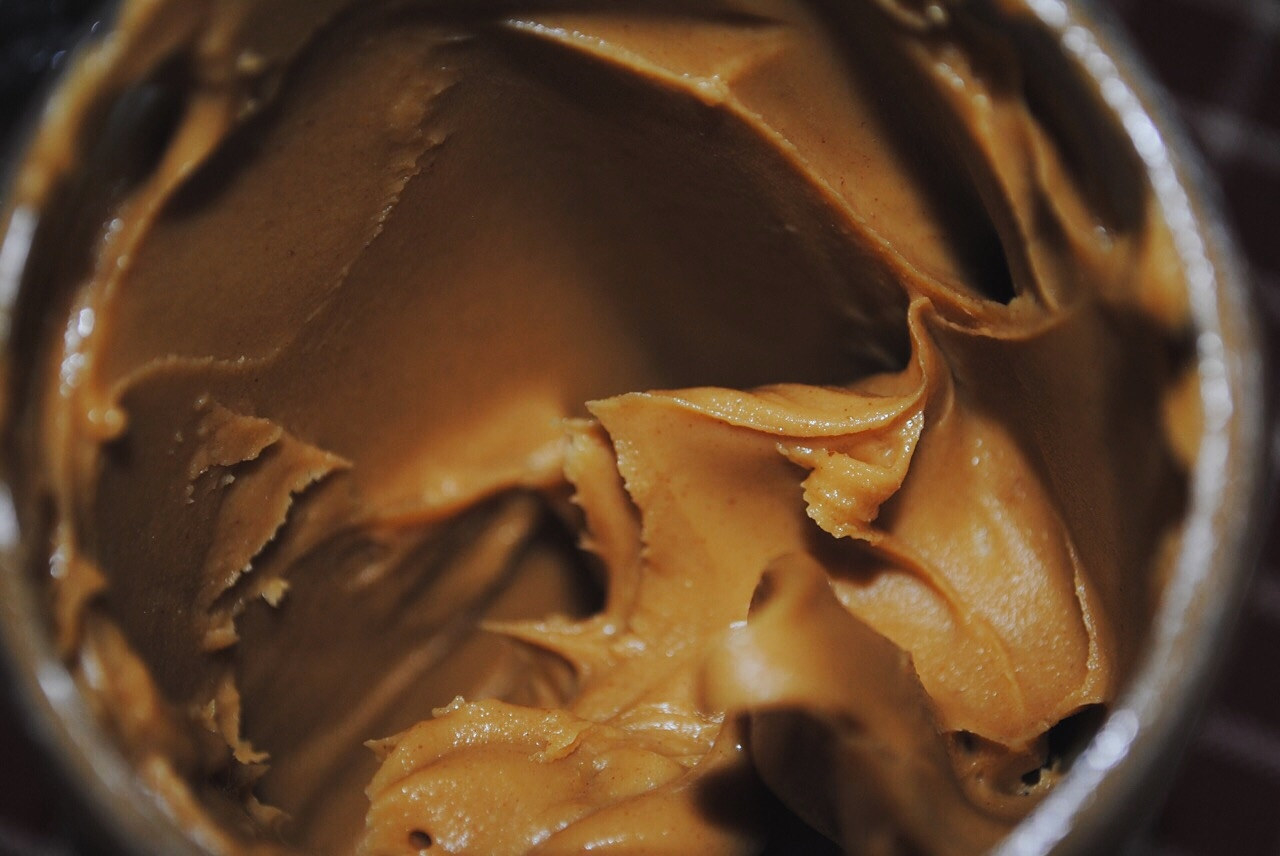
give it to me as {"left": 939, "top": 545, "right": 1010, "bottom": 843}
{"left": 1, "top": 0, "right": 1277, "bottom": 853}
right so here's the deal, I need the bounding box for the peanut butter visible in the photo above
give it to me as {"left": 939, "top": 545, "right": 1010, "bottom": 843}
{"left": 1, "top": 0, "right": 1195, "bottom": 854}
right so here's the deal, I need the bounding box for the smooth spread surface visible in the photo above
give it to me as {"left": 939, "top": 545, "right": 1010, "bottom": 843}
{"left": 4, "top": 0, "right": 1193, "bottom": 853}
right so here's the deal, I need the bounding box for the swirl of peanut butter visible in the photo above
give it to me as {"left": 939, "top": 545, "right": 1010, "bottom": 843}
{"left": 3, "top": 0, "right": 1194, "bottom": 853}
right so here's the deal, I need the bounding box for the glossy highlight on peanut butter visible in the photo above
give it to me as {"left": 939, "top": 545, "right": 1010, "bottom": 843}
{"left": 2, "top": 0, "right": 1197, "bottom": 853}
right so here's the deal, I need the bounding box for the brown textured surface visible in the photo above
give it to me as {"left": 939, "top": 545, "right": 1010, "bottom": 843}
{"left": 0, "top": 0, "right": 1277, "bottom": 853}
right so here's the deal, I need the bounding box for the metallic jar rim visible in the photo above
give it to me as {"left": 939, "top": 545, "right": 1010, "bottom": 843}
{"left": 0, "top": 1, "right": 1269, "bottom": 854}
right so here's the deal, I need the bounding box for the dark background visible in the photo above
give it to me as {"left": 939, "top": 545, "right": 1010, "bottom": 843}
{"left": 1, "top": 0, "right": 1278, "bottom": 853}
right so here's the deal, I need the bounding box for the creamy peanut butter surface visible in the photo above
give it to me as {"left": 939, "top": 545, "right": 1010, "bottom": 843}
{"left": 3, "top": 0, "right": 1195, "bottom": 853}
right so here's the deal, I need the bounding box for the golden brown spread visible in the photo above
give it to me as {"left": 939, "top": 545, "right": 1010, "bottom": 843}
{"left": 2, "top": 0, "right": 1196, "bottom": 853}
